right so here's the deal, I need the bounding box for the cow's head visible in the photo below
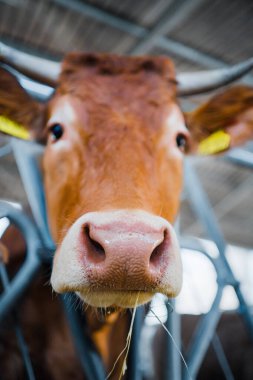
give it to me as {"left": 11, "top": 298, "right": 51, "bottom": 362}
{"left": 0, "top": 49, "right": 253, "bottom": 308}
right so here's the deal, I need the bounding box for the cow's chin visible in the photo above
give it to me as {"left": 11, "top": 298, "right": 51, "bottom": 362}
{"left": 76, "top": 290, "right": 155, "bottom": 308}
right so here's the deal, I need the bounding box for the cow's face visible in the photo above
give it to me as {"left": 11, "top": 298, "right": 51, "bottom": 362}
{"left": 1, "top": 55, "right": 252, "bottom": 309}
{"left": 45, "top": 55, "right": 187, "bottom": 307}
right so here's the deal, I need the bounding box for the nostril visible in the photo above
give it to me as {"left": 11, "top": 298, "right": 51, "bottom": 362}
{"left": 150, "top": 230, "right": 169, "bottom": 269}
{"left": 83, "top": 226, "right": 106, "bottom": 263}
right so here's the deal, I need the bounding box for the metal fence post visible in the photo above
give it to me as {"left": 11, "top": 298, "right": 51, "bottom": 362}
{"left": 163, "top": 300, "right": 182, "bottom": 380}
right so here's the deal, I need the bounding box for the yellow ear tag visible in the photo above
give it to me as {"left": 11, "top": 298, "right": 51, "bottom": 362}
{"left": 198, "top": 130, "right": 231, "bottom": 155}
{"left": 0, "top": 115, "right": 29, "bottom": 140}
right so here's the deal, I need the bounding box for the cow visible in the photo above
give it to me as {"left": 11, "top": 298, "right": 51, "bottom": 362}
{"left": 0, "top": 43, "right": 253, "bottom": 379}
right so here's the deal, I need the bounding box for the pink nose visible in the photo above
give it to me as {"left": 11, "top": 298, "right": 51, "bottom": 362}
{"left": 78, "top": 210, "right": 171, "bottom": 290}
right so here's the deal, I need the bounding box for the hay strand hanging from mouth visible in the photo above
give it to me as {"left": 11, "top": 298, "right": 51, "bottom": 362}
{"left": 106, "top": 293, "right": 139, "bottom": 379}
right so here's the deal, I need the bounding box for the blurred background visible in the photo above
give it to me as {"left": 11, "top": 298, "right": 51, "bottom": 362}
{"left": 0, "top": 0, "right": 252, "bottom": 379}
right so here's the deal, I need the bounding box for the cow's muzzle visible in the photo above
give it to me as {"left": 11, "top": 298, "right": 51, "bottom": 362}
{"left": 51, "top": 210, "right": 182, "bottom": 308}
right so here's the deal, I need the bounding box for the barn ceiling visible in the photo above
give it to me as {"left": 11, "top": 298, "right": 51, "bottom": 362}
{"left": 0, "top": 0, "right": 252, "bottom": 248}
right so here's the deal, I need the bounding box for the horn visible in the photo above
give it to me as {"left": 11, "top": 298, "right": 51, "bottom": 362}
{"left": 177, "top": 57, "right": 253, "bottom": 96}
{"left": 0, "top": 41, "right": 60, "bottom": 85}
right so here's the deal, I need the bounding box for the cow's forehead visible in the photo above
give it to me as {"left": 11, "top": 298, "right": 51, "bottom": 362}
{"left": 60, "top": 52, "right": 176, "bottom": 79}
{"left": 50, "top": 53, "right": 178, "bottom": 133}
{"left": 56, "top": 52, "right": 177, "bottom": 103}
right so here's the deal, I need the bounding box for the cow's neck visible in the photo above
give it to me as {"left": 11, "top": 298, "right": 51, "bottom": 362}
{"left": 85, "top": 308, "right": 130, "bottom": 376}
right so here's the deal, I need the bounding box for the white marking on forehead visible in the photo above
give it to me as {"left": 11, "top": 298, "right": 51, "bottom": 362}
{"left": 166, "top": 104, "right": 187, "bottom": 132}
{"left": 48, "top": 96, "right": 77, "bottom": 126}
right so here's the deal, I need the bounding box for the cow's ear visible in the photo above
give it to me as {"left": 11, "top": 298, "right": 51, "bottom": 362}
{"left": 0, "top": 67, "right": 46, "bottom": 143}
{"left": 185, "top": 85, "right": 253, "bottom": 155}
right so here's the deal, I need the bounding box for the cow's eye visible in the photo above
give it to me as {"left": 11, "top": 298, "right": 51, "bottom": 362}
{"left": 49, "top": 124, "right": 64, "bottom": 141}
{"left": 176, "top": 133, "right": 187, "bottom": 152}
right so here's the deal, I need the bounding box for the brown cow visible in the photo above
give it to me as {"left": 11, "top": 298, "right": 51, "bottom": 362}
{"left": 0, "top": 48, "right": 253, "bottom": 379}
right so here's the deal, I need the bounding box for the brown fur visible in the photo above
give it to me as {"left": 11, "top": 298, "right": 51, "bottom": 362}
{"left": 44, "top": 53, "right": 181, "bottom": 242}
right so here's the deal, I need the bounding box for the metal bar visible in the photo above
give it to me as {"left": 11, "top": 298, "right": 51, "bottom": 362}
{"left": 234, "top": 284, "right": 253, "bottom": 342}
{"left": 0, "top": 201, "right": 42, "bottom": 321}
{"left": 184, "top": 158, "right": 253, "bottom": 288}
{"left": 158, "top": 36, "right": 228, "bottom": 67}
{"left": 179, "top": 240, "right": 235, "bottom": 378}
{"left": 0, "top": 143, "right": 11, "bottom": 158}
{"left": 127, "top": 307, "right": 144, "bottom": 380}
{"left": 11, "top": 139, "right": 55, "bottom": 253}
{"left": 180, "top": 240, "right": 237, "bottom": 380}
{"left": 184, "top": 286, "right": 223, "bottom": 380}
{"left": 61, "top": 294, "right": 106, "bottom": 380}
{"left": 0, "top": 263, "right": 36, "bottom": 380}
{"left": 226, "top": 148, "right": 253, "bottom": 168}
{"left": 180, "top": 236, "right": 221, "bottom": 276}
{"left": 53, "top": 0, "right": 146, "bottom": 39}
{"left": 163, "top": 300, "right": 181, "bottom": 380}
{"left": 184, "top": 174, "right": 253, "bottom": 234}
{"left": 129, "top": 0, "right": 204, "bottom": 55}
{"left": 14, "top": 320, "right": 36, "bottom": 380}
{"left": 184, "top": 159, "right": 227, "bottom": 258}
{"left": 183, "top": 159, "right": 253, "bottom": 378}
{"left": 211, "top": 333, "right": 235, "bottom": 380}
{"left": 179, "top": 240, "right": 236, "bottom": 380}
